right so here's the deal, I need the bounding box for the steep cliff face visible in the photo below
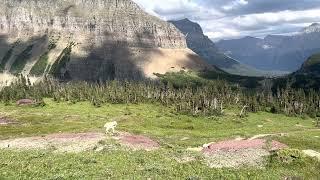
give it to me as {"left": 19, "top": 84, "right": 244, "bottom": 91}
{"left": 0, "top": 0, "right": 208, "bottom": 81}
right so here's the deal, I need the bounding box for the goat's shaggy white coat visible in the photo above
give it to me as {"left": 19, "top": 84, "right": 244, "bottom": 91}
{"left": 104, "top": 121, "right": 117, "bottom": 134}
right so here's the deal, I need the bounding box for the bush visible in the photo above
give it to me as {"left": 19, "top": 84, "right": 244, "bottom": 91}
{"left": 275, "top": 149, "right": 305, "bottom": 164}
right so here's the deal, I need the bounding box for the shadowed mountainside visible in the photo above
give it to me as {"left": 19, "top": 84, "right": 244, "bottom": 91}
{"left": 273, "top": 53, "right": 320, "bottom": 90}
{"left": 0, "top": 0, "right": 211, "bottom": 81}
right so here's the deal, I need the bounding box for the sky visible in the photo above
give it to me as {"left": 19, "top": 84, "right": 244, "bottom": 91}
{"left": 132, "top": 0, "right": 320, "bottom": 42}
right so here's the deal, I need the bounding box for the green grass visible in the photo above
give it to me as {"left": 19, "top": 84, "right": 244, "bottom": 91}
{"left": 0, "top": 99, "right": 319, "bottom": 179}
{"left": 0, "top": 99, "right": 317, "bottom": 148}
{"left": 29, "top": 52, "right": 49, "bottom": 76}
{"left": 303, "top": 53, "right": 320, "bottom": 68}
{"left": 49, "top": 44, "right": 72, "bottom": 77}
{"left": 0, "top": 149, "right": 319, "bottom": 179}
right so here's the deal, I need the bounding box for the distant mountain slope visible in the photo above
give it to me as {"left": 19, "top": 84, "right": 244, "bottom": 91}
{"left": 216, "top": 23, "right": 320, "bottom": 72}
{"left": 0, "top": 0, "right": 211, "bottom": 82}
{"left": 295, "top": 53, "right": 320, "bottom": 78}
{"left": 170, "top": 19, "right": 264, "bottom": 77}
{"left": 273, "top": 53, "right": 320, "bottom": 90}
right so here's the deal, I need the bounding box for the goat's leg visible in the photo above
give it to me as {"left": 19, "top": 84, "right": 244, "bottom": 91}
{"left": 112, "top": 127, "right": 115, "bottom": 134}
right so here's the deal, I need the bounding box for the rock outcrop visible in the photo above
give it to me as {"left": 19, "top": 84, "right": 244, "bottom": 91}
{"left": 0, "top": 0, "right": 209, "bottom": 81}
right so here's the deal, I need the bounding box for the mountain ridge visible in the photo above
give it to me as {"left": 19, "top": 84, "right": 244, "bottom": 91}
{"left": 0, "top": 0, "right": 210, "bottom": 82}
{"left": 216, "top": 23, "right": 320, "bottom": 72}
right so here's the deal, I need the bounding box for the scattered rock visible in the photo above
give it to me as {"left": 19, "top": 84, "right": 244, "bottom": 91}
{"left": 16, "top": 99, "right": 35, "bottom": 106}
{"left": 264, "top": 119, "right": 273, "bottom": 122}
{"left": 203, "top": 142, "right": 215, "bottom": 148}
{"left": 257, "top": 125, "right": 263, "bottom": 128}
{"left": 187, "top": 147, "right": 203, "bottom": 152}
{"left": 302, "top": 149, "right": 320, "bottom": 160}
{"left": 180, "top": 137, "right": 190, "bottom": 141}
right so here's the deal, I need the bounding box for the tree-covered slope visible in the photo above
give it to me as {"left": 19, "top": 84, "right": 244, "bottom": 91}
{"left": 273, "top": 53, "right": 320, "bottom": 90}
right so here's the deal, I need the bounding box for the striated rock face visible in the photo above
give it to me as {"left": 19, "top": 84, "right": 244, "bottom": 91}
{"left": 0, "top": 0, "right": 209, "bottom": 81}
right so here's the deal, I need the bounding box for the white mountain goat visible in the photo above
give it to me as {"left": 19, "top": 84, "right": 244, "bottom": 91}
{"left": 104, "top": 121, "right": 117, "bottom": 134}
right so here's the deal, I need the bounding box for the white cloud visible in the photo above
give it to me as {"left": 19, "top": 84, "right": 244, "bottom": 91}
{"left": 132, "top": 0, "right": 320, "bottom": 41}
{"left": 222, "top": 0, "right": 248, "bottom": 11}
{"left": 231, "top": 8, "right": 320, "bottom": 27}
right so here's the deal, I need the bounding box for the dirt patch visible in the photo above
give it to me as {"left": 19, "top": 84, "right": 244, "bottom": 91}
{"left": 204, "top": 148, "right": 270, "bottom": 168}
{"left": 16, "top": 99, "right": 35, "bottom": 106}
{"left": 203, "top": 139, "right": 287, "bottom": 154}
{"left": 0, "top": 117, "right": 16, "bottom": 125}
{"left": 0, "top": 132, "right": 105, "bottom": 153}
{"left": 202, "top": 139, "right": 287, "bottom": 168}
{"left": 115, "top": 132, "right": 160, "bottom": 151}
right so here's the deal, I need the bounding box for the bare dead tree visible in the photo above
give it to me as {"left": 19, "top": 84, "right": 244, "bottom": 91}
{"left": 240, "top": 105, "right": 249, "bottom": 118}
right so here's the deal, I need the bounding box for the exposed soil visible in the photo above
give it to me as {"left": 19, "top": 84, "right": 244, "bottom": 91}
{"left": 201, "top": 139, "right": 287, "bottom": 168}
{"left": 0, "top": 132, "right": 105, "bottom": 153}
{"left": 204, "top": 148, "right": 270, "bottom": 168}
{"left": 0, "top": 131, "right": 160, "bottom": 152}
{"left": 116, "top": 132, "right": 160, "bottom": 151}
{"left": 203, "top": 139, "right": 287, "bottom": 154}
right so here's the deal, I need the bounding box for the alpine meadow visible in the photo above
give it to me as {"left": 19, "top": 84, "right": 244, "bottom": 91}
{"left": 0, "top": 0, "right": 319, "bottom": 179}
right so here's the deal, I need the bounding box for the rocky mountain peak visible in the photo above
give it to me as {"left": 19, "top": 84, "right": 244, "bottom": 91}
{"left": 302, "top": 23, "right": 320, "bottom": 34}
{"left": 169, "top": 18, "right": 204, "bottom": 35}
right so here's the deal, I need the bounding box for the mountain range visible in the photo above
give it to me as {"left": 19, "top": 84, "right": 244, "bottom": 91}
{"left": 216, "top": 23, "right": 320, "bottom": 72}
{"left": 0, "top": 0, "right": 212, "bottom": 82}
{"left": 0, "top": 0, "right": 319, "bottom": 84}
{"left": 170, "top": 19, "right": 265, "bottom": 77}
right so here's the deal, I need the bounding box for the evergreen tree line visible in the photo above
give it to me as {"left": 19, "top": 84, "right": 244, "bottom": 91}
{"left": 0, "top": 76, "right": 319, "bottom": 117}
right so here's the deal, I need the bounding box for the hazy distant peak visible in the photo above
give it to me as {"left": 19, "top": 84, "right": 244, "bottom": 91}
{"left": 302, "top": 23, "right": 320, "bottom": 34}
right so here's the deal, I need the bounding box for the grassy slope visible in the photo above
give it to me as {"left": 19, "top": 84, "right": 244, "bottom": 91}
{"left": 0, "top": 99, "right": 319, "bottom": 179}
{"left": 302, "top": 53, "right": 320, "bottom": 68}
